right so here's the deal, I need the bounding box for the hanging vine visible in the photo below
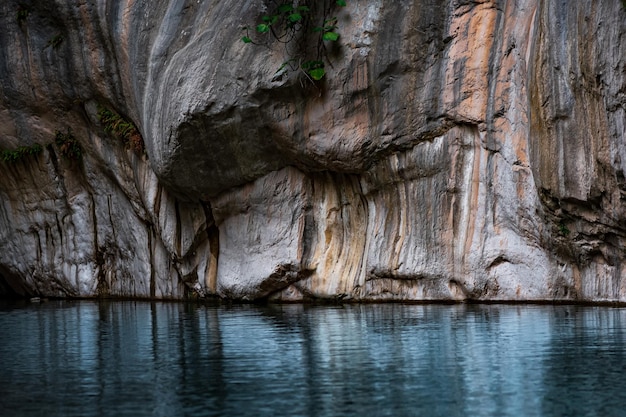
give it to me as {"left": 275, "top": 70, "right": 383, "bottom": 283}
{"left": 241, "top": 0, "right": 347, "bottom": 82}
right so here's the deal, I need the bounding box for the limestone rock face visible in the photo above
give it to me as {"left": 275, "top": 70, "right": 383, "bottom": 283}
{"left": 1, "top": 0, "right": 625, "bottom": 301}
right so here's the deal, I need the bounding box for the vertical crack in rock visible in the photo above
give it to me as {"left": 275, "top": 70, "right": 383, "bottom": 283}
{"left": 94, "top": 192, "right": 105, "bottom": 296}
{"left": 202, "top": 201, "right": 219, "bottom": 294}
{"left": 174, "top": 199, "right": 182, "bottom": 256}
{"left": 287, "top": 172, "right": 368, "bottom": 301}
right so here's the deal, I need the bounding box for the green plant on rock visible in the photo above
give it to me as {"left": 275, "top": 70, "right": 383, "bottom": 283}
{"left": 16, "top": 5, "right": 29, "bottom": 25}
{"left": 241, "top": 0, "right": 347, "bottom": 82}
{"left": 54, "top": 128, "right": 82, "bottom": 160}
{"left": 46, "top": 34, "right": 64, "bottom": 49}
{"left": 557, "top": 220, "right": 571, "bottom": 237}
{"left": 97, "top": 105, "right": 144, "bottom": 154}
{"left": 1, "top": 143, "right": 43, "bottom": 163}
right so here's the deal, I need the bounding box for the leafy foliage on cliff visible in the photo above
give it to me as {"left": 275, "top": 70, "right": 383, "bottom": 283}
{"left": 46, "top": 34, "right": 64, "bottom": 49}
{"left": 16, "top": 5, "right": 29, "bottom": 25}
{"left": 1, "top": 131, "right": 81, "bottom": 164}
{"left": 97, "top": 105, "right": 145, "bottom": 155}
{"left": 55, "top": 129, "right": 81, "bottom": 160}
{"left": 242, "top": 0, "right": 347, "bottom": 82}
{"left": 1, "top": 144, "right": 42, "bottom": 163}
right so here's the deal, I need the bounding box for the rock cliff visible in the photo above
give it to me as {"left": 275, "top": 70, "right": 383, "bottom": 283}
{"left": 1, "top": 0, "right": 625, "bottom": 302}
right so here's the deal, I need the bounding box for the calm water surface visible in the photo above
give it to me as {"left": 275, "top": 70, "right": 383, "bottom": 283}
{"left": 1, "top": 301, "right": 625, "bottom": 417}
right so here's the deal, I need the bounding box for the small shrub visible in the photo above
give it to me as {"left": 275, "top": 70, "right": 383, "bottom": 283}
{"left": 97, "top": 105, "right": 144, "bottom": 154}
{"left": 1, "top": 143, "right": 43, "bottom": 163}
{"left": 557, "top": 221, "right": 571, "bottom": 237}
{"left": 46, "top": 34, "right": 64, "bottom": 49}
{"left": 54, "top": 129, "right": 81, "bottom": 160}
{"left": 16, "top": 5, "right": 29, "bottom": 25}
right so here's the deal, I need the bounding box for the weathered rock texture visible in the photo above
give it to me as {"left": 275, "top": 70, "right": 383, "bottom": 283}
{"left": 1, "top": 0, "right": 625, "bottom": 301}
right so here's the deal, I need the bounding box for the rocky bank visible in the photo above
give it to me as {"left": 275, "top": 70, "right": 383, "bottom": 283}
{"left": 1, "top": 0, "right": 626, "bottom": 302}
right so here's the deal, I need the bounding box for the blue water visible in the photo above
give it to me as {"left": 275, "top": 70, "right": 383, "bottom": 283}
{"left": 0, "top": 301, "right": 625, "bottom": 417}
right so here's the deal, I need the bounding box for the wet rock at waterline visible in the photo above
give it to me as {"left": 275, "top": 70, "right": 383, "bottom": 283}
{"left": 1, "top": 1, "right": 625, "bottom": 301}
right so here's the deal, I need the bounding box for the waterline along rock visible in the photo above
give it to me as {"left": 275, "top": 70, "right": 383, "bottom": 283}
{"left": 1, "top": 0, "right": 625, "bottom": 301}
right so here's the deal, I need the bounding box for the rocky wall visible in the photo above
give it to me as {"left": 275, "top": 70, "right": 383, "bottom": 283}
{"left": 1, "top": 0, "right": 625, "bottom": 301}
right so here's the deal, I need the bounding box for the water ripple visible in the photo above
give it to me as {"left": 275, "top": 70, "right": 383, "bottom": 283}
{"left": 1, "top": 302, "right": 625, "bottom": 416}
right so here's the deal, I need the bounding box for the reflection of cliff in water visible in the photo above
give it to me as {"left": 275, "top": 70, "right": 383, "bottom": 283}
{"left": 1, "top": 301, "right": 626, "bottom": 416}
{"left": 93, "top": 301, "right": 229, "bottom": 414}
{"left": 541, "top": 307, "right": 626, "bottom": 416}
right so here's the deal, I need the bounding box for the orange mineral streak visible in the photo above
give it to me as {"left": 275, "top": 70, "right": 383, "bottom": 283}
{"left": 498, "top": 1, "right": 538, "bottom": 168}
{"left": 444, "top": 3, "right": 497, "bottom": 123}
{"left": 463, "top": 139, "right": 484, "bottom": 264}
{"left": 119, "top": 1, "right": 134, "bottom": 83}
{"left": 77, "top": 2, "right": 107, "bottom": 92}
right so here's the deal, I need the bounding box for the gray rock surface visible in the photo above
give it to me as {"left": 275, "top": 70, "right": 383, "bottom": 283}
{"left": 1, "top": 0, "right": 625, "bottom": 301}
